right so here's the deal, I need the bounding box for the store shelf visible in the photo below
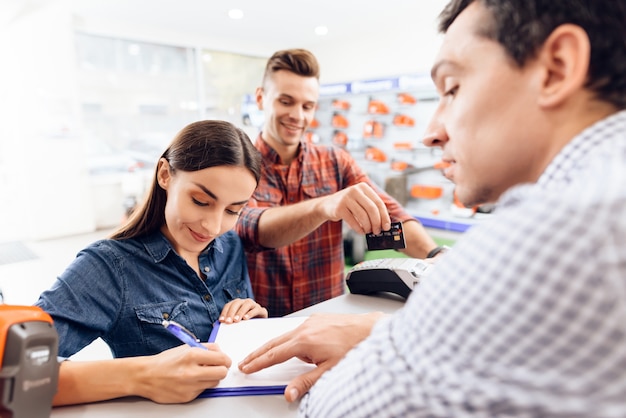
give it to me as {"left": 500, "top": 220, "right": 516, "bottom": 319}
{"left": 410, "top": 208, "right": 492, "bottom": 233}
{"left": 312, "top": 74, "right": 439, "bottom": 160}
{"left": 413, "top": 213, "right": 473, "bottom": 233}
{"left": 310, "top": 75, "right": 496, "bottom": 237}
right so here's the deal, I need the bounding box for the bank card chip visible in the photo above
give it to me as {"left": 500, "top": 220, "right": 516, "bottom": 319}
{"left": 365, "top": 221, "right": 406, "bottom": 251}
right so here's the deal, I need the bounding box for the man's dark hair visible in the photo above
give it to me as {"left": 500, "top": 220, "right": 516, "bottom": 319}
{"left": 439, "top": 0, "right": 626, "bottom": 109}
{"left": 262, "top": 49, "right": 320, "bottom": 85}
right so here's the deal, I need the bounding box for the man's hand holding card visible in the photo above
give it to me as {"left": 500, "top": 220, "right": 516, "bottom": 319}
{"left": 365, "top": 222, "right": 406, "bottom": 251}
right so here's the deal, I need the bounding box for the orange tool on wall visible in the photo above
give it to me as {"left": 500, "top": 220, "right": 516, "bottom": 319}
{"left": 397, "top": 92, "right": 417, "bottom": 105}
{"left": 367, "top": 99, "right": 390, "bottom": 115}
{"left": 393, "top": 141, "right": 414, "bottom": 150}
{"left": 363, "top": 120, "right": 384, "bottom": 139}
{"left": 410, "top": 184, "right": 444, "bottom": 199}
{"left": 392, "top": 114, "right": 415, "bottom": 127}
{"left": 365, "top": 146, "right": 387, "bottom": 162}
{"left": 331, "top": 113, "right": 349, "bottom": 128}
{"left": 331, "top": 99, "right": 351, "bottom": 111}
{"left": 390, "top": 160, "right": 410, "bottom": 171}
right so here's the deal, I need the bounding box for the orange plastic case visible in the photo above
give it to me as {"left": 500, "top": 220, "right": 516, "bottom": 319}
{"left": 331, "top": 113, "right": 349, "bottom": 128}
{"left": 331, "top": 99, "right": 351, "bottom": 111}
{"left": 365, "top": 147, "right": 387, "bottom": 162}
{"left": 397, "top": 92, "right": 417, "bottom": 105}
{"left": 0, "top": 305, "right": 53, "bottom": 367}
{"left": 393, "top": 142, "right": 414, "bottom": 150}
{"left": 410, "top": 185, "right": 443, "bottom": 199}
{"left": 367, "top": 99, "right": 390, "bottom": 115}
{"left": 391, "top": 160, "right": 409, "bottom": 171}
{"left": 393, "top": 114, "right": 415, "bottom": 127}
{"left": 363, "top": 120, "right": 384, "bottom": 138}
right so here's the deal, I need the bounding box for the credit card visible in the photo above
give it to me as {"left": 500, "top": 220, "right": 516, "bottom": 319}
{"left": 365, "top": 221, "right": 406, "bottom": 251}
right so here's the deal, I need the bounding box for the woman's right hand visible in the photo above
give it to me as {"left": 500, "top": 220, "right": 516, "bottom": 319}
{"left": 135, "top": 343, "right": 232, "bottom": 403}
{"left": 54, "top": 343, "right": 232, "bottom": 406}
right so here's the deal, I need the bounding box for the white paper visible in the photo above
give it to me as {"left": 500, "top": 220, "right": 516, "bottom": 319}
{"left": 211, "top": 316, "right": 316, "bottom": 389}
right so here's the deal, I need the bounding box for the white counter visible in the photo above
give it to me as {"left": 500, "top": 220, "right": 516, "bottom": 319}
{"left": 51, "top": 293, "right": 405, "bottom": 418}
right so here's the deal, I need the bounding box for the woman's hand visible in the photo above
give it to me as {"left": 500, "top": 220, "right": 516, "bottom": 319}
{"left": 136, "top": 343, "right": 232, "bottom": 403}
{"left": 219, "top": 298, "right": 268, "bottom": 323}
{"left": 54, "top": 343, "right": 232, "bottom": 406}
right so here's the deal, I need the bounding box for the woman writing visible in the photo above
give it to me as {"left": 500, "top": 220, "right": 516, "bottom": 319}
{"left": 36, "top": 120, "right": 268, "bottom": 405}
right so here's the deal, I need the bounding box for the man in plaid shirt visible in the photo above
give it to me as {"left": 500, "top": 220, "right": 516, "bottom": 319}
{"left": 239, "top": 0, "right": 626, "bottom": 416}
{"left": 236, "top": 49, "right": 439, "bottom": 317}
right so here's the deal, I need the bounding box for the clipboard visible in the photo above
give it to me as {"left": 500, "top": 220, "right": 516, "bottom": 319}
{"left": 199, "top": 316, "right": 315, "bottom": 398}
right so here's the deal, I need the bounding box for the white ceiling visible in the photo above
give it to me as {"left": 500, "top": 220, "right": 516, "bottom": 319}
{"left": 0, "top": 0, "right": 449, "bottom": 82}
{"left": 64, "top": 0, "right": 450, "bottom": 57}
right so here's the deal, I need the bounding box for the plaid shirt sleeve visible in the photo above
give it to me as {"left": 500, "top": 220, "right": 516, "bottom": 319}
{"left": 299, "top": 112, "right": 626, "bottom": 417}
{"left": 238, "top": 140, "right": 428, "bottom": 316}
{"left": 332, "top": 147, "right": 416, "bottom": 224}
{"left": 236, "top": 205, "right": 269, "bottom": 253}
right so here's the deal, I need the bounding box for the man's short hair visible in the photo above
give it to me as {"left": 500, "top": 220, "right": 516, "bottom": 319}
{"left": 438, "top": 0, "right": 626, "bottom": 109}
{"left": 262, "top": 49, "right": 320, "bottom": 85}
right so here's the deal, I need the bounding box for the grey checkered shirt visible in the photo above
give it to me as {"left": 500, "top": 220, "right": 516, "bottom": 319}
{"left": 300, "top": 110, "right": 626, "bottom": 417}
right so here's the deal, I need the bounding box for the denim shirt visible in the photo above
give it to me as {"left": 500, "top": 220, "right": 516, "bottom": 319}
{"left": 35, "top": 230, "right": 254, "bottom": 358}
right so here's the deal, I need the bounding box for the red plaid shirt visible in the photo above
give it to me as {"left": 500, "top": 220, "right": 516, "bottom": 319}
{"left": 236, "top": 135, "right": 415, "bottom": 317}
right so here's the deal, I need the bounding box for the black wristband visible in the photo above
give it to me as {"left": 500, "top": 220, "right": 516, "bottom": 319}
{"left": 426, "top": 245, "right": 449, "bottom": 259}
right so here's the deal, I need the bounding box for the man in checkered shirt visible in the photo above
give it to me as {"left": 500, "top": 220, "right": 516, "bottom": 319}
{"left": 239, "top": 0, "right": 626, "bottom": 416}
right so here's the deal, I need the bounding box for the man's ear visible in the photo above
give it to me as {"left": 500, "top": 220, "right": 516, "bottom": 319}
{"left": 156, "top": 158, "right": 171, "bottom": 190}
{"left": 255, "top": 86, "right": 264, "bottom": 110}
{"left": 537, "top": 23, "right": 591, "bottom": 108}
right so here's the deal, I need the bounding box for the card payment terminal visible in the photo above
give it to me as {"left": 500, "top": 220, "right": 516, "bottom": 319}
{"left": 345, "top": 258, "right": 432, "bottom": 299}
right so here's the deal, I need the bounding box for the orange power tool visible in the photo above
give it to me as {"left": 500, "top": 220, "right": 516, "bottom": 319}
{"left": 0, "top": 305, "right": 58, "bottom": 418}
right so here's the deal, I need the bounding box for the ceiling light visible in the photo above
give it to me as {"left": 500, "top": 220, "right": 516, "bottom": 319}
{"left": 314, "top": 26, "right": 328, "bottom": 36}
{"left": 228, "top": 9, "right": 244, "bottom": 19}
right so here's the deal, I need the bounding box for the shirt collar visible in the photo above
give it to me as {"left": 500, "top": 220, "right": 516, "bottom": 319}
{"left": 537, "top": 110, "right": 626, "bottom": 189}
{"left": 499, "top": 110, "right": 626, "bottom": 208}
{"left": 255, "top": 132, "right": 306, "bottom": 164}
{"left": 141, "top": 230, "right": 224, "bottom": 263}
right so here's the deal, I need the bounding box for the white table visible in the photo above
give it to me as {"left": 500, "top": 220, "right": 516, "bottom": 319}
{"left": 51, "top": 293, "right": 405, "bottom": 418}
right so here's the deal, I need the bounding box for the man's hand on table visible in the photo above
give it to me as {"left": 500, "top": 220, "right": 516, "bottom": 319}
{"left": 238, "top": 312, "right": 386, "bottom": 402}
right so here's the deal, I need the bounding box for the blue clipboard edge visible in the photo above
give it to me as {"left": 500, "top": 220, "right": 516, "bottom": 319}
{"left": 202, "top": 319, "right": 286, "bottom": 398}
{"left": 199, "top": 385, "right": 286, "bottom": 398}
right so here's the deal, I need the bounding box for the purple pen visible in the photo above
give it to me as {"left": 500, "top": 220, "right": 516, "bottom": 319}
{"left": 162, "top": 320, "right": 208, "bottom": 350}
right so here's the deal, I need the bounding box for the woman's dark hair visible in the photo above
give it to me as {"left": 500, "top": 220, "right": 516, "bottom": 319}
{"left": 110, "top": 120, "right": 261, "bottom": 240}
{"left": 438, "top": 0, "right": 626, "bottom": 109}
{"left": 262, "top": 48, "right": 320, "bottom": 86}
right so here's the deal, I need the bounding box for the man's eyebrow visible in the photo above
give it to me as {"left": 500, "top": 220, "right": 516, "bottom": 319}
{"left": 195, "top": 183, "right": 249, "bottom": 206}
{"left": 431, "top": 59, "right": 453, "bottom": 81}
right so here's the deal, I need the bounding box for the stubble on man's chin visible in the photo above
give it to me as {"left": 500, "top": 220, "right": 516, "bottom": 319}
{"left": 459, "top": 186, "right": 494, "bottom": 208}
